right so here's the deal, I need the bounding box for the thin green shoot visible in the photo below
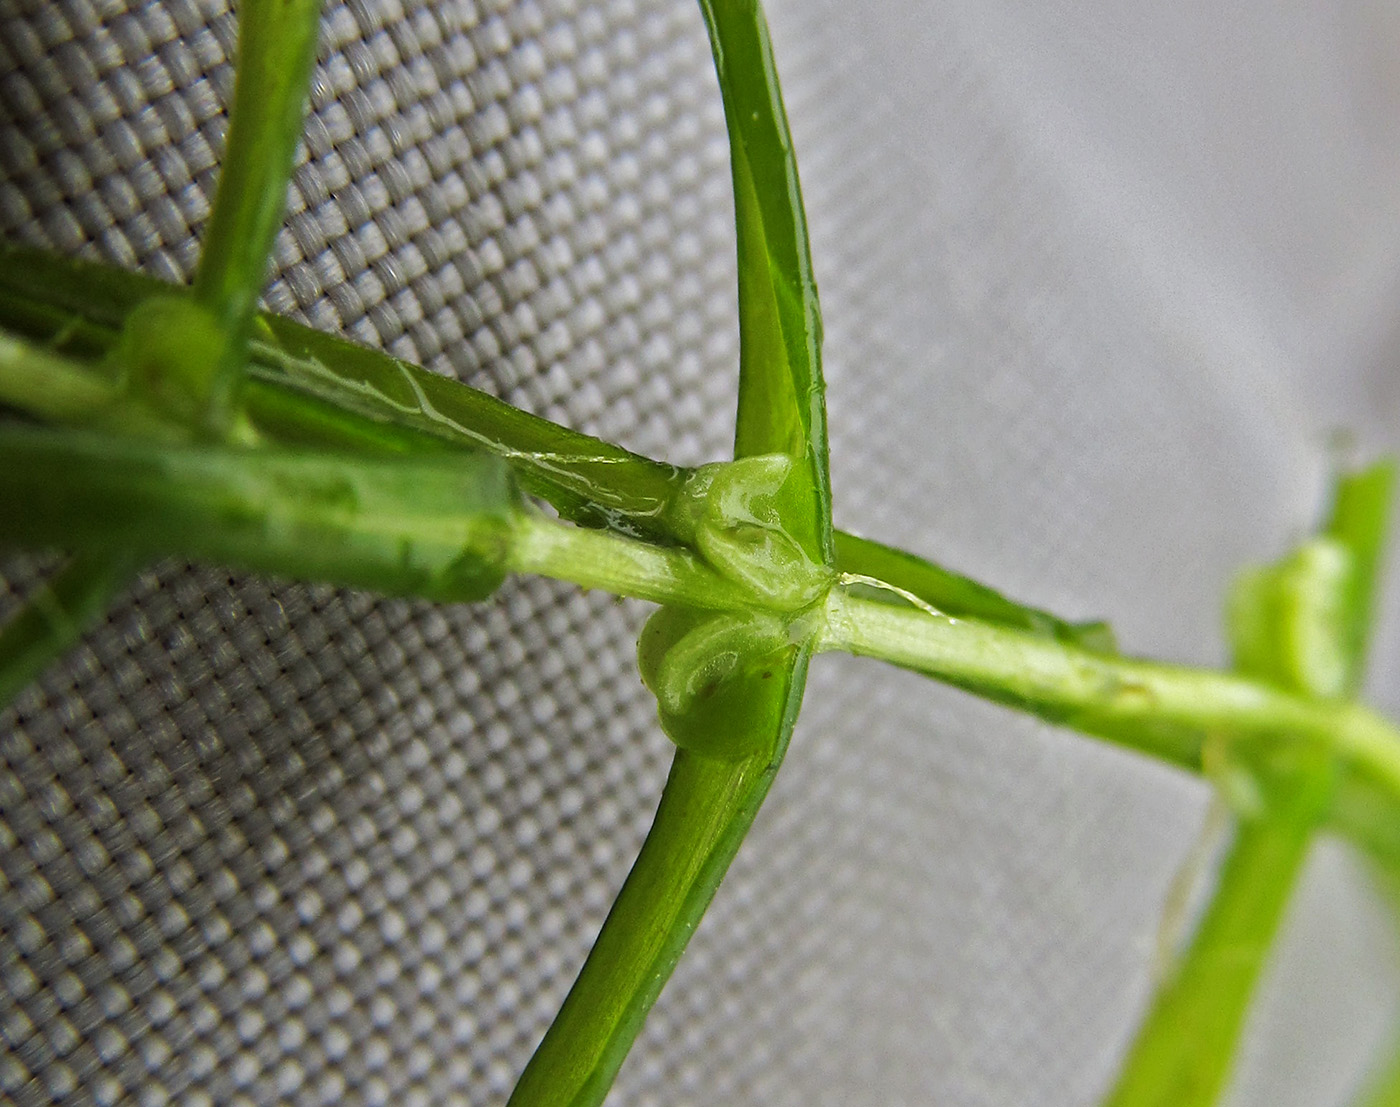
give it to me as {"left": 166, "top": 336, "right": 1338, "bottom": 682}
{"left": 191, "top": 0, "right": 323, "bottom": 432}
{"left": 1101, "top": 464, "right": 1384, "bottom": 1107}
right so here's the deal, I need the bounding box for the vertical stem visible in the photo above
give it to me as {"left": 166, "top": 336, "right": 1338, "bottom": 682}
{"left": 193, "top": 0, "right": 323, "bottom": 431}
{"left": 1346, "top": 866, "right": 1400, "bottom": 1107}
{"left": 508, "top": 650, "right": 811, "bottom": 1107}
{"left": 1100, "top": 764, "right": 1330, "bottom": 1107}
{"left": 1325, "top": 461, "right": 1396, "bottom": 695}
{"left": 1103, "top": 462, "right": 1389, "bottom": 1107}
{"left": 696, "top": 0, "right": 832, "bottom": 564}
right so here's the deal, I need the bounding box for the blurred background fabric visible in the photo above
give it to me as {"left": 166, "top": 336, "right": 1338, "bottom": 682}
{"left": 2, "top": 0, "right": 1400, "bottom": 1103}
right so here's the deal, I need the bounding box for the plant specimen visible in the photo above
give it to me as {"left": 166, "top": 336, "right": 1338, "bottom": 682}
{"left": 1, "top": 0, "right": 1398, "bottom": 1105}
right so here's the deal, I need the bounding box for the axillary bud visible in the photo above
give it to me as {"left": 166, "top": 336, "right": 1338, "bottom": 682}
{"left": 671, "top": 454, "right": 831, "bottom": 610}
{"left": 112, "top": 296, "right": 227, "bottom": 426}
{"left": 637, "top": 605, "right": 795, "bottom": 761}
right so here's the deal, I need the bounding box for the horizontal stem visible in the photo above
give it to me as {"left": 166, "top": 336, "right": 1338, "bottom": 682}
{"left": 0, "top": 426, "right": 518, "bottom": 603}
{"left": 0, "top": 247, "right": 1118, "bottom": 640}
{"left": 510, "top": 514, "right": 755, "bottom": 611}
{"left": 834, "top": 530, "right": 1112, "bottom": 649}
{"left": 7, "top": 246, "right": 1400, "bottom": 856}
{"left": 0, "top": 331, "right": 121, "bottom": 421}
{"left": 246, "top": 314, "right": 689, "bottom": 538}
{"left": 820, "top": 588, "right": 1400, "bottom": 802}
{"left": 0, "top": 328, "right": 192, "bottom": 441}
{"left": 0, "top": 420, "right": 760, "bottom": 616}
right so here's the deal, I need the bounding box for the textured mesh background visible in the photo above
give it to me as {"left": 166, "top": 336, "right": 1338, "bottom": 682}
{"left": 2, "top": 0, "right": 1400, "bottom": 1105}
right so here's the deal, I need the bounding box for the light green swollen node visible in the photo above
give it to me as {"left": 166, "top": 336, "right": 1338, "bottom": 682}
{"left": 637, "top": 606, "right": 795, "bottom": 760}
{"left": 668, "top": 453, "right": 833, "bottom": 608}
{"left": 113, "top": 296, "right": 226, "bottom": 428}
{"left": 1216, "top": 535, "right": 1357, "bottom": 815}
{"left": 1230, "top": 536, "right": 1354, "bottom": 701}
{"left": 641, "top": 453, "right": 832, "bottom": 759}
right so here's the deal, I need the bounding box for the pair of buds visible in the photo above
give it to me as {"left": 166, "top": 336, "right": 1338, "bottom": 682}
{"left": 639, "top": 455, "right": 832, "bottom": 761}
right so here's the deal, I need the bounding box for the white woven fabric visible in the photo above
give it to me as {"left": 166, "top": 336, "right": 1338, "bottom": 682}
{"left": 1, "top": 1, "right": 1398, "bottom": 1104}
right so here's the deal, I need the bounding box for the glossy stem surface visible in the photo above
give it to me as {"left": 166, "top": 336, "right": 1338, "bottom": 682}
{"left": 820, "top": 588, "right": 1400, "bottom": 849}
{"left": 507, "top": 650, "right": 810, "bottom": 1107}
{"left": 0, "top": 245, "right": 1118, "bottom": 647}
{"left": 510, "top": 514, "right": 755, "bottom": 610}
{"left": 698, "top": 0, "right": 831, "bottom": 564}
{"left": 835, "top": 530, "right": 1112, "bottom": 649}
{"left": 512, "top": 2, "right": 834, "bottom": 1103}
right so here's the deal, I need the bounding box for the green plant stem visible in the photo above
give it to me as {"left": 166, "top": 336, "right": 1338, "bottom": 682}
{"left": 835, "top": 530, "right": 1112, "bottom": 649}
{"left": 1102, "top": 465, "right": 1384, "bottom": 1107}
{"left": 507, "top": 648, "right": 811, "bottom": 1106}
{"left": 0, "top": 419, "right": 765, "bottom": 615}
{"left": 6, "top": 414, "right": 1400, "bottom": 847}
{"left": 0, "top": 0, "right": 1390, "bottom": 1098}
{"left": 0, "top": 327, "right": 194, "bottom": 442}
{"left": 0, "top": 553, "right": 138, "bottom": 711}
{"left": 0, "top": 331, "right": 121, "bottom": 420}
{"left": 697, "top": 0, "right": 831, "bottom": 564}
{"left": 819, "top": 588, "right": 1400, "bottom": 815}
{"left": 0, "top": 242, "right": 692, "bottom": 539}
{"left": 0, "top": 249, "right": 1123, "bottom": 642}
{"left": 193, "top": 0, "right": 323, "bottom": 428}
{"left": 0, "top": 426, "right": 519, "bottom": 603}
{"left": 1101, "top": 762, "right": 1330, "bottom": 1107}
{"left": 510, "top": 514, "right": 755, "bottom": 611}
{"left": 514, "top": 3, "right": 834, "bottom": 1099}
{"left": 1326, "top": 461, "right": 1396, "bottom": 695}
{"left": 246, "top": 314, "right": 689, "bottom": 537}
{"left": 5, "top": 390, "right": 1400, "bottom": 846}
{"left": 1, "top": 0, "right": 325, "bottom": 700}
